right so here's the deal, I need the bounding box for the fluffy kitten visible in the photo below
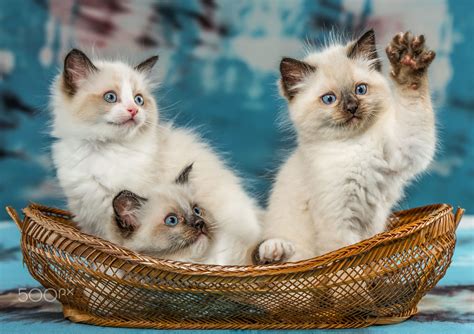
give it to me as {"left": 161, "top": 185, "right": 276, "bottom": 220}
{"left": 256, "top": 30, "right": 436, "bottom": 264}
{"left": 51, "top": 50, "right": 261, "bottom": 265}
{"left": 112, "top": 164, "right": 222, "bottom": 263}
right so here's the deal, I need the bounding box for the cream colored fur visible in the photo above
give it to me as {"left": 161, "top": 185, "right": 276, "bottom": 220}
{"left": 259, "top": 34, "right": 436, "bottom": 263}
{"left": 51, "top": 53, "right": 261, "bottom": 265}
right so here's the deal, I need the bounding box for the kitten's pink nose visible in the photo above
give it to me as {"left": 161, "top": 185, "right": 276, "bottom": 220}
{"left": 127, "top": 107, "right": 138, "bottom": 117}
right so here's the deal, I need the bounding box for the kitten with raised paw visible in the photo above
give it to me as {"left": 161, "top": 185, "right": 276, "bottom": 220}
{"left": 256, "top": 30, "right": 437, "bottom": 264}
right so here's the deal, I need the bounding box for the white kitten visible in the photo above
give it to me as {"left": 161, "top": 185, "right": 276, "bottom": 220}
{"left": 256, "top": 30, "right": 436, "bottom": 264}
{"left": 51, "top": 50, "right": 261, "bottom": 265}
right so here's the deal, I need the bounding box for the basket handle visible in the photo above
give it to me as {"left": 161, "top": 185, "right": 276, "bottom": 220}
{"left": 454, "top": 207, "right": 465, "bottom": 230}
{"left": 5, "top": 206, "right": 23, "bottom": 231}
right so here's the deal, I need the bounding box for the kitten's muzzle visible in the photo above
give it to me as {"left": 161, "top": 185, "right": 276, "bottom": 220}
{"left": 127, "top": 107, "right": 138, "bottom": 118}
{"left": 189, "top": 216, "right": 208, "bottom": 236}
{"left": 342, "top": 92, "right": 359, "bottom": 115}
{"left": 346, "top": 101, "right": 358, "bottom": 115}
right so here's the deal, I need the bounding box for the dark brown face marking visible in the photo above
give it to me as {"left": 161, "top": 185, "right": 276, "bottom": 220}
{"left": 329, "top": 90, "right": 382, "bottom": 132}
{"left": 341, "top": 91, "right": 359, "bottom": 115}
{"left": 279, "top": 57, "right": 316, "bottom": 100}
{"left": 63, "top": 49, "right": 98, "bottom": 96}
{"left": 134, "top": 55, "right": 159, "bottom": 73}
{"left": 186, "top": 214, "right": 207, "bottom": 235}
{"left": 347, "top": 29, "right": 381, "bottom": 72}
{"left": 331, "top": 91, "right": 362, "bottom": 127}
{"left": 112, "top": 190, "right": 147, "bottom": 238}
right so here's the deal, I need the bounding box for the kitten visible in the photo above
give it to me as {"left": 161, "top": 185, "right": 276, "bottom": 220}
{"left": 256, "top": 30, "right": 436, "bottom": 264}
{"left": 112, "top": 164, "right": 221, "bottom": 263}
{"left": 51, "top": 50, "right": 261, "bottom": 265}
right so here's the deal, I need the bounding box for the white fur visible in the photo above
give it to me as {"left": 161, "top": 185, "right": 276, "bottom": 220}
{"left": 51, "top": 57, "right": 261, "bottom": 265}
{"left": 260, "top": 43, "right": 436, "bottom": 262}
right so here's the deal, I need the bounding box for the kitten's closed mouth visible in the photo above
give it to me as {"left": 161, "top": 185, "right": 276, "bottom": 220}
{"left": 197, "top": 229, "right": 209, "bottom": 238}
{"left": 107, "top": 119, "right": 137, "bottom": 126}
{"left": 344, "top": 115, "right": 363, "bottom": 125}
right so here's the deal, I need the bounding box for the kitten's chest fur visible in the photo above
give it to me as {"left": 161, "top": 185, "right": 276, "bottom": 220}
{"left": 52, "top": 135, "right": 157, "bottom": 236}
{"left": 302, "top": 134, "right": 402, "bottom": 236}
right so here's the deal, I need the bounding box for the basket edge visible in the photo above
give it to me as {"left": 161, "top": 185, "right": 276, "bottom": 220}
{"left": 21, "top": 203, "right": 455, "bottom": 277}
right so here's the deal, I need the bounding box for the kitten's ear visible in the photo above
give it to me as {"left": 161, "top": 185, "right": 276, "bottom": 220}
{"left": 279, "top": 57, "right": 316, "bottom": 100}
{"left": 347, "top": 29, "right": 381, "bottom": 71}
{"left": 63, "top": 49, "right": 97, "bottom": 95}
{"left": 112, "top": 190, "right": 147, "bottom": 237}
{"left": 175, "top": 163, "right": 194, "bottom": 185}
{"left": 134, "top": 55, "right": 159, "bottom": 73}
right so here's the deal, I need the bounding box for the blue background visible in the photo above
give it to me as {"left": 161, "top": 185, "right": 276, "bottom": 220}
{"left": 0, "top": 0, "right": 472, "bottom": 219}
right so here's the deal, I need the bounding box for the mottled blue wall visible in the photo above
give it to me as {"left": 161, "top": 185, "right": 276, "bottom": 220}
{"left": 0, "top": 0, "right": 472, "bottom": 220}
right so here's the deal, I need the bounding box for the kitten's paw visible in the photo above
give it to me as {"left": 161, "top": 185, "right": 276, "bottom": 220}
{"left": 385, "top": 31, "right": 436, "bottom": 89}
{"left": 254, "top": 238, "right": 295, "bottom": 265}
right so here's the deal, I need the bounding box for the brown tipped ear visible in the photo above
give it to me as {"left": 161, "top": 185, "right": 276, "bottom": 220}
{"left": 134, "top": 55, "right": 159, "bottom": 73}
{"left": 63, "top": 49, "right": 97, "bottom": 96}
{"left": 347, "top": 29, "right": 381, "bottom": 71}
{"left": 279, "top": 57, "right": 316, "bottom": 100}
{"left": 175, "top": 163, "right": 194, "bottom": 185}
{"left": 112, "top": 190, "right": 147, "bottom": 237}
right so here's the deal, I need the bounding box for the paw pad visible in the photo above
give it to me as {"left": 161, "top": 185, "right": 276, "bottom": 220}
{"left": 385, "top": 31, "right": 436, "bottom": 86}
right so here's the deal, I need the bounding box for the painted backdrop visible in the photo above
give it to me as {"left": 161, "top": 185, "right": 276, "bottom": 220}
{"left": 0, "top": 0, "right": 472, "bottom": 220}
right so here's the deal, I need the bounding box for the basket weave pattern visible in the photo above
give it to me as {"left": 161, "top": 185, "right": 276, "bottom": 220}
{"left": 6, "top": 203, "right": 463, "bottom": 329}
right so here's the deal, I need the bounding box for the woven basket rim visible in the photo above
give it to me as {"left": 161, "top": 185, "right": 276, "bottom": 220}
{"left": 20, "top": 202, "right": 453, "bottom": 277}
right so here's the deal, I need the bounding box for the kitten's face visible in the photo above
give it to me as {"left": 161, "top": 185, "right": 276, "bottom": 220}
{"left": 112, "top": 165, "right": 215, "bottom": 261}
{"left": 280, "top": 30, "right": 390, "bottom": 141}
{"left": 53, "top": 50, "right": 159, "bottom": 140}
{"left": 133, "top": 187, "right": 213, "bottom": 260}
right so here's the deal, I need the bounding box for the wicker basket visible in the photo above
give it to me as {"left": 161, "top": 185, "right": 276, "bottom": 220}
{"left": 5, "top": 203, "right": 463, "bottom": 329}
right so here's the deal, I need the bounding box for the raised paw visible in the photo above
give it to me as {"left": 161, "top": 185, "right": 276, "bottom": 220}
{"left": 253, "top": 238, "right": 295, "bottom": 265}
{"left": 385, "top": 31, "right": 436, "bottom": 89}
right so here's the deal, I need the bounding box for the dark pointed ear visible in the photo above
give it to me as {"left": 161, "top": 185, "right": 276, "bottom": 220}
{"left": 63, "top": 49, "right": 97, "bottom": 96}
{"left": 279, "top": 57, "right": 316, "bottom": 100}
{"left": 175, "top": 163, "right": 194, "bottom": 185}
{"left": 347, "top": 29, "right": 381, "bottom": 71}
{"left": 134, "top": 55, "right": 159, "bottom": 73}
{"left": 112, "top": 190, "right": 147, "bottom": 237}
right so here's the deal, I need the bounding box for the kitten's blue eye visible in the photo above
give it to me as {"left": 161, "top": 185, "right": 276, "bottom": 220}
{"left": 193, "top": 206, "right": 201, "bottom": 216}
{"left": 134, "top": 94, "right": 144, "bottom": 106}
{"left": 103, "top": 91, "right": 117, "bottom": 103}
{"left": 355, "top": 84, "right": 368, "bottom": 95}
{"left": 321, "top": 94, "right": 337, "bottom": 105}
{"left": 164, "top": 214, "right": 179, "bottom": 227}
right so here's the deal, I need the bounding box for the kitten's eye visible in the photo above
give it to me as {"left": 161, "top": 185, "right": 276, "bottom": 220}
{"left": 193, "top": 206, "right": 201, "bottom": 216}
{"left": 164, "top": 214, "right": 179, "bottom": 227}
{"left": 321, "top": 94, "right": 337, "bottom": 105}
{"left": 103, "top": 91, "right": 117, "bottom": 103}
{"left": 355, "top": 84, "right": 368, "bottom": 95}
{"left": 134, "top": 94, "right": 144, "bottom": 106}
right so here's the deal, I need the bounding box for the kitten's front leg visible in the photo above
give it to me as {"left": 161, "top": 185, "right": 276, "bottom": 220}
{"left": 386, "top": 31, "right": 436, "bottom": 90}
{"left": 384, "top": 32, "right": 437, "bottom": 176}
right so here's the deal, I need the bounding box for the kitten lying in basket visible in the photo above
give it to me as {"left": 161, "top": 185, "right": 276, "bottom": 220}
{"left": 110, "top": 163, "right": 241, "bottom": 264}
{"left": 83, "top": 163, "right": 254, "bottom": 312}
{"left": 257, "top": 30, "right": 437, "bottom": 264}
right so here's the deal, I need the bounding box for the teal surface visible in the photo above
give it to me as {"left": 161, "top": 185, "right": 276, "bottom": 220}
{"left": 0, "top": 217, "right": 473, "bottom": 333}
